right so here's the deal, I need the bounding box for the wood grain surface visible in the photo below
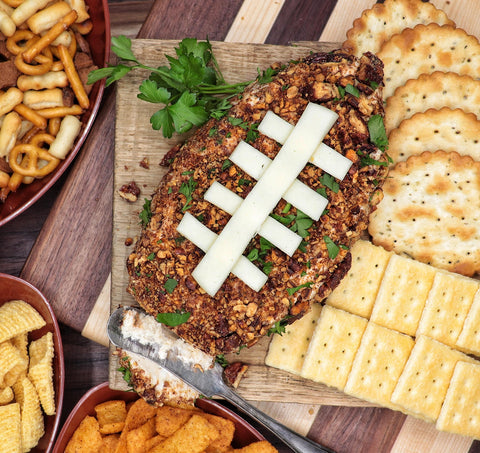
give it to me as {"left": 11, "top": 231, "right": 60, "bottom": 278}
{"left": 1, "top": 0, "right": 480, "bottom": 452}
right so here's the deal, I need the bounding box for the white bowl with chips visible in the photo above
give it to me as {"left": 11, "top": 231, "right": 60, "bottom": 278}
{"left": 0, "top": 273, "right": 65, "bottom": 453}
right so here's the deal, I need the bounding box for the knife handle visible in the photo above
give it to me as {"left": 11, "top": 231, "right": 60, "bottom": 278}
{"left": 220, "top": 385, "right": 336, "bottom": 453}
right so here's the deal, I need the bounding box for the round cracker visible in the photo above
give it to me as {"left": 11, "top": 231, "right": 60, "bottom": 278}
{"left": 369, "top": 150, "right": 480, "bottom": 276}
{"left": 388, "top": 107, "right": 480, "bottom": 164}
{"left": 378, "top": 24, "right": 480, "bottom": 99}
{"left": 385, "top": 72, "right": 480, "bottom": 133}
{"left": 343, "top": 0, "right": 454, "bottom": 57}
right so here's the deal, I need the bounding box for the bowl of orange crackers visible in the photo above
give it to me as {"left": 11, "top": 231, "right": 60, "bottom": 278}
{"left": 0, "top": 272, "right": 65, "bottom": 453}
{"left": 53, "top": 381, "right": 279, "bottom": 453}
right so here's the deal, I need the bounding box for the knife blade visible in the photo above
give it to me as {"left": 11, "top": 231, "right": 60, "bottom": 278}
{"left": 108, "top": 306, "right": 335, "bottom": 453}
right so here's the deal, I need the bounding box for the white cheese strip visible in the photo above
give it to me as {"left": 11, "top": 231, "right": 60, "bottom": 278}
{"left": 192, "top": 103, "right": 338, "bottom": 296}
{"left": 283, "top": 179, "right": 328, "bottom": 221}
{"left": 204, "top": 181, "right": 242, "bottom": 215}
{"left": 230, "top": 141, "right": 328, "bottom": 220}
{"left": 229, "top": 140, "right": 271, "bottom": 180}
{"left": 177, "top": 211, "right": 217, "bottom": 252}
{"left": 176, "top": 212, "right": 267, "bottom": 292}
{"left": 230, "top": 255, "right": 268, "bottom": 292}
{"left": 258, "top": 110, "right": 293, "bottom": 144}
{"left": 201, "top": 182, "right": 303, "bottom": 255}
{"left": 310, "top": 142, "right": 353, "bottom": 180}
{"left": 259, "top": 109, "right": 351, "bottom": 180}
{"left": 258, "top": 216, "right": 302, "bottom": 256}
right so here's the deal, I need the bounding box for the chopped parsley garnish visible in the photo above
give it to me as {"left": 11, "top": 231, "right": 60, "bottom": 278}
{"left": 368, "top": 114, "right": 389, "bottom": 151}
{"left": 324, "top": 236, "right": 340, "bottom": 259}
{"left": 216, "top": 354, "right": 229, "bottom": 368}
{"left": 238, "top": 178, "right": 252, "bottom": 186}
{"left": 290, "top": 210, "right": 314, "bottom": 239}
{"left": 286, "top": 281, "right": 313, "bottom": 296}
{"left": 179, "top": 176, "right": 198, "bottom": 212}
{"left": 88, "top": 36, "right": 251, "bottom": 138}
{"left": 257, "top": 66, "right": 279, "bottom": 84}
{"left": 139, "top": 198, "right": 152, "bottom": 227}
{"left": 147, "top": 252, "right": 156, "bottom": 260}
{"left": 164, "top": 278, "right": 178, "bottom": 294}
{"left": 267, "top": 315, "right": 293, "bottom": 336}
{"left": 319, "top": 173, "right": 339, "bottom": 193}
{"left": 118, "top": 359, "right": 133, "bottom": 388}
{"left": 345, "top": 83, "right": 360, "bottom": 97}
{"left": 156, "top": 310, "right": 191, "bottom": 326}
{"left": 357, "top": 150, "right": 388, "bottom": 168}
{"left": 221, "top": 159, "right": 232, "bottom": 171}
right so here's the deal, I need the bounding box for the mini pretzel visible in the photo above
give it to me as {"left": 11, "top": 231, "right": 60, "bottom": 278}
{"left": 22, "top": 10, "right": 77, "bottom": 63}
{"left": 29, "top": 131, "right": 54, "bottom": 147}
{"left": 58, "top": 43, "right": 88, "bottom": 109}
{"left": 14, "top": 103, "right": 48, "bottom": 129}
{"left": 8, "top": 143, "right": 59, "bottom": 177}
{"left": 15, "top": 46, "right": 53, "bottom": 75}
{"left": 35, "top": 104, "right": 82, "bottom": 118}
{"left": 6, "top": 30, "right": 36, "bottom": 55}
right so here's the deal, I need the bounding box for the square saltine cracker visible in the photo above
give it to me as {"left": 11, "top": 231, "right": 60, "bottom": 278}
{"left": 436, "top": 360, "right": 480, "bottom": 439}
{"left": 301, "top": 305, "right": 368, "bottom": 391}
{"left": 456, "top": 289, "right": 480, "bottom": 356}
{"left": 265, "top": 303, "right": 322, "bottom": 375}
{"left": 416, "top": 271, "right": 479, "bottom": 347}
{"left": 391, "top": 335, "right": 476, "bottom": 422}
{"left": 326, "top": 240, "right": 392, "bottom": 318}
{"left": 370, "top": 254, "right": 435, "bottom": 336}
{"left": 344, "top": 321, "right": 414, "bottom": 411}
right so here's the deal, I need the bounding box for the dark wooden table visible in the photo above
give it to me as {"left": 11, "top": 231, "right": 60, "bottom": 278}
{"left": 1, "top": 0, "right": 480, "bottom": 452}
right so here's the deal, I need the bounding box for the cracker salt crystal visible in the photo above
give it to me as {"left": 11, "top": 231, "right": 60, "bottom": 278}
{"left": 325, "top": 240, "right": 392, "bottom": 318}
{"left": 342, "top": 0, "right": 453, "bottom": 57}
{"left": 300, "top": 305, "right": 367, "bottom": 391}
{"left": 370, "top": 254, "right": 435, "bottom": 336}
{"left": 378, "top": 24, "right": 480, "bottom": 99}
{"left": 436, "top": 360, "right": 480, "bottom": 438}
{"left": 384, "top": 72, "right": 480, "bottom": 134}
{"left": 456, "top": 289, "right": 480, "bottom": 356}
{"left": 416, "top": 271, "right": 479, "bottom": 347}
{"left": 344, "top": 321, "right": 414, "bottom": 411}
{"left": 390, "top": 335, "right": 476, "bottom": 422}
{"left": 265, "top": 303, "right": 322, "bottom": 375}
{"left": 387, "top": 108, "right": 480, "bottom": 164}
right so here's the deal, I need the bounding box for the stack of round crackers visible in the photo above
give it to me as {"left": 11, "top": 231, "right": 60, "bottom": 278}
{"left": 343, "top": 0, "right": 480, "bottom": 277}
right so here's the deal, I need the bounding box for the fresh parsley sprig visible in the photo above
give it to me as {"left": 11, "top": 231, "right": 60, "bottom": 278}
{"left": 88, "top": 36, "right": 252, "bottom": 138}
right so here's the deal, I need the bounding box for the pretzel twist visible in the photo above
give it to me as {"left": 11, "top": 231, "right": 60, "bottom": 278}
{"left": 8, "top": 143, "right": 60, "bottom": 177}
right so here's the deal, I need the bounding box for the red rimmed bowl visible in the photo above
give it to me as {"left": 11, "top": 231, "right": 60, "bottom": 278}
{"left": 52, "top": 382, "right": 265, "bottom": 452}
{"left": 0, "top": 273, "right": 65, "bottom": 453}
{"left": 0, "top": 0, "right": 111, "bottom": 227}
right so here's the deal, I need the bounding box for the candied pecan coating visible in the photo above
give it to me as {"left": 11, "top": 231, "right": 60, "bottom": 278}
{"left": 127, "top": 50, "right": 388, "bottom": 356}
